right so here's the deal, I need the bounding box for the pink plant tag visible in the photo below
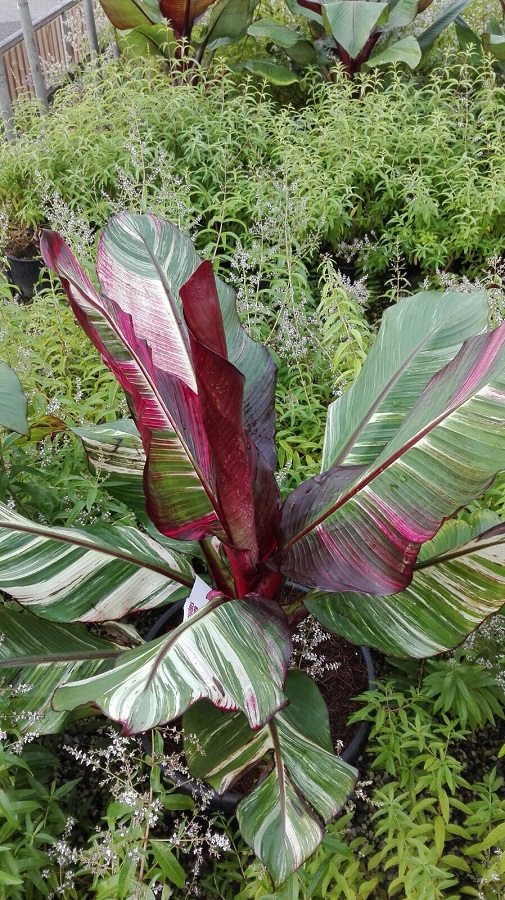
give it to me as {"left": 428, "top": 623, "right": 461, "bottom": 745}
{"left": 183, "top": 574, "right": 210, "bottom": 620}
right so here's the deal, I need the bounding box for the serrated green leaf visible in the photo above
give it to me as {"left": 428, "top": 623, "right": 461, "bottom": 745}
{"left": 151, "top": 842, "right": 186, "bottom": 888}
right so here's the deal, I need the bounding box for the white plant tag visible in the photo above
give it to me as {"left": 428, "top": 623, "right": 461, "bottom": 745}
{"left": 183, "top": 574, "right": 210, "bottom": 621}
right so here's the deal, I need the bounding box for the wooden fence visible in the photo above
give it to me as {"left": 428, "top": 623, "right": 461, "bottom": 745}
{"left": 1, "top": 2, "right": 88, "bottom": 105}
{"left": 0, "top": 0, "right": 104, "bottom": 140}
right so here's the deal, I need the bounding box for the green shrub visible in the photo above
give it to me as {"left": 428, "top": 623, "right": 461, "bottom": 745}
{"left": 2, "top": 55, "right": 505, "bottom": 309}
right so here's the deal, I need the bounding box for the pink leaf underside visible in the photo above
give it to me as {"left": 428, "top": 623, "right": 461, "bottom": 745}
{"left": 181, "top": 262, "right": 280, "bottom": 557}
{"left": 181, "top": 261, "right": 228, "bottom": 358}
{"left": 181, "top": 265, "right": 262, "bottom": 556}
{"left": 40, "top": 230, "right": 223, "bottom": 541}
{"left": 276, "top": 325, "right": 505, "bottom": 595}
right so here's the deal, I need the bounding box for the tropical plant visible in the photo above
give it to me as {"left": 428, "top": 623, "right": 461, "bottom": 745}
{"left": 247, "top": 0, "right": 474, "bottom": 79}
{"left": 98, "top": 0, "right": 259, "bottom": 71}
{"left": 3, "top": 211, "right": 505, "bottom": 885}
{"left": 455, "top": 5, "right": 505, "bottom": 77}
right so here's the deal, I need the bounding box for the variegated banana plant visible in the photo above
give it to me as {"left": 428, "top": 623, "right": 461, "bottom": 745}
{"left": 246, "top": 0, "right": 474, "bottom": 81}
{"left": 98, "top": 0, "right": 259, "bottom": 69}
{"left": 2, "top": 212, "right": 505, "bottom": 884}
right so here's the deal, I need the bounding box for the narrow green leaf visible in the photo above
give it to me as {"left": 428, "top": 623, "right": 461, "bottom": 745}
{"left": 0, "top": 364, "right": 29, "bottom": 436}
{"left": 151, "top": 843, "right": 186, "bottom": 888}
{"left": 417, "top": 0, "right": 473, "bottom": 53}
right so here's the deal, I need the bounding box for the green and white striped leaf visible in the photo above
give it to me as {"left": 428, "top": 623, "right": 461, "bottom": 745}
{"left": 305, "top": 511, "right": 505, "bottom": 657}
{"left": 185, "top": 671, "right": 356, "bottom": 886}
{"left": 0, "top": 364, "right": 29, "bottom": 437}
{"left": 96, "top": 213, "right": 277, "bottom": 471}
{"left": 53, "top": 596, "right": 291, "bottom": 734}
{"left": 322, "top": 289, "right": 488, "bottom": 470}
{"left": 322, "top": 2, "right": 388, "bottom": 59}
{"left": 71, "top": 419, "right": 146, "bottom": 516}
{"left": 0, "top": 503, "right": 193, "bottom": 622}
{"left": 0, "top": 605, "right": 121, "bottom": 732}
{"left": 366, "top": 36, "right": 421, "bottom": 69}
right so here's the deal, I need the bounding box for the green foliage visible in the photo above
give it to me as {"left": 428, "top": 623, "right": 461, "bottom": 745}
{"left": 0, "top": 288, "right": 134, "bottom": 528}
{"left": 232, "top": 659, "right": 505, "bottom": 899}
{"left": 2, "top": 54, "right": 505, "bottom": 309}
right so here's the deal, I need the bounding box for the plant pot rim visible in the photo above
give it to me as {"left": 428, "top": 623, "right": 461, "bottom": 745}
{"left": 141, "top": 595, "right": 376, "bottom": 816}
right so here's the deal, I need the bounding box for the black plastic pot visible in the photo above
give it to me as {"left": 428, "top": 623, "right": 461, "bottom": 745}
{"left": 142, "top": 597, "right": 376, "bottom": 816}
{"left": 6, "top": 254, "right": 44, "bottom": 300}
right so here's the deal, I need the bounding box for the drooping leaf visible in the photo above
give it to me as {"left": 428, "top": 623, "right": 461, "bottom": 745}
{"left": 117, "top": 22, "right": 176, "bottom": 59}
{"left": 98, "top": 0, "right": 163, "bottom": 29}
{"left": 285, "top": 39, "right": 318, "bottom": 65}
{"left": 286, "top": 0, "right": 323, "bottom": 25}
{"left": 247, "top": 18, "right": 305, "bottom": 48}
{"left": 53, "top": 596, "right": 291, "bottom": 734}
{"left": 366, "top": 36, "right": 421, "bottom": 69}
{"left": 185, "top": 671, "right": 356, "bottom": 886}
{"left": 236, "top": 60, "right": 300, "bottom": 84}
{"left": 0, "top": 606, "right": 120, "bottom": 733}
{"left": 322, "top": 2, "right": 388, "bottom": 59}
{"left": 71, "top": 419, "right": 146, "bottom": 516}
{"left": 322, "top": 289, "right": 488, "bottom": 471}
{"left": 0, "top": 503, "right": 193, "bottom": 622}
{"left": 305, "top": 511, "right": 505, "bottom": 657}
{"left": 0, "top": 364, "right": 29, "bottom": 437}
{"left": 277, "top": 320, "right": 505, "bottom": 594}
{"left": 454, "top": 15, "right": 483, "bottom": 61}
{"left": 0, "top": 605, "right": 120, "bottom": 667}
{"left": 417, "top": 0, "right": 473, "bottom": 53}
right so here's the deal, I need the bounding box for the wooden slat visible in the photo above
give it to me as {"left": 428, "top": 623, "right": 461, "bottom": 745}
{"left": 0, "top": 0, "right": 95, "bottom": 105}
